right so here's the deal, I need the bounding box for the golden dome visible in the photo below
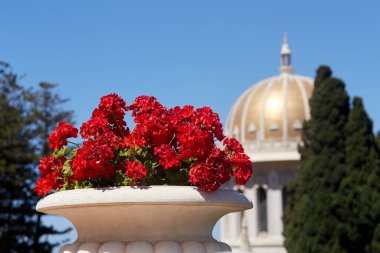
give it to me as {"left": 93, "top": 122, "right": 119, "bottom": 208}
{"left": 226, "top": 35, "right": 314, "bottom": 161}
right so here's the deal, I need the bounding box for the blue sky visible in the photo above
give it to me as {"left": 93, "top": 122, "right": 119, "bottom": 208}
{"left": 1, "top": 0, "right": 379, "bottom": 250}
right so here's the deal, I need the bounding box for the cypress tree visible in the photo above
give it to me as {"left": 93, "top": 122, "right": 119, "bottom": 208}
{"left": 315, "top": 65, "right": 333, "bottom": 87}
{"left": 283, "top": 66, "right": 350, "bottom": 253}
{"left": 336, "top": 97, "right": 380, "bottom": 253}
{"left": 376, "top": 131, "right": 380, "bottom": 148}
{"left": 369, "top": 133, "right": 380, "bottom": 252}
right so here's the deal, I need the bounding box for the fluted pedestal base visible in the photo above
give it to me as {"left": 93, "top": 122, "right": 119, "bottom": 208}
{"left": 59, "top": 240, "right": 231, "bottom": 253}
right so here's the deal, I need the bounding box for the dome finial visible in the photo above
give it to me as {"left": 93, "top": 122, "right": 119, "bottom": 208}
{"left": 280, "top": 32, "right": 293, "bottom": 74}
{"left": 283, "top": 32, "right": 288, "bottom": 45}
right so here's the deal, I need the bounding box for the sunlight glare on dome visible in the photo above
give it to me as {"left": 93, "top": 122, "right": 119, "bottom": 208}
{"left": 265, "top": 96, "right": 282, "bottom": 114}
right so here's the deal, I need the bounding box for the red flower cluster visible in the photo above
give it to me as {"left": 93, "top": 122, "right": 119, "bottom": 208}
{"left": 48, "top": 122, "right": 78, "bottom": 150}
{"left": 34, "top": 156, "right": 65, "bottom": 195}
{"left": 126, "top": 161, "right": 147, "bottom": 180}
{"left": 35, "top": 93, "right": 253, "bottom": 195}
{"left": 71, "top": 137, "right": 116, "bottom": 181}
{"left": 154, "top": 144, "right": 180, "bottom": 169}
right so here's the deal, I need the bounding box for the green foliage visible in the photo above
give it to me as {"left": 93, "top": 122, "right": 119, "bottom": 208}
{"left": 371, "top": 224, "right": 380, "bottom": 252}
{"left": 369, "top": 132, "right": 380, "bottom": 252}
{"left": 335, "top": 97, "right": 380, "bottom": 253}
{"left": 283, "top": 66, "right": 350, "bottom": 253}
{"left": 114, "top": 169, "right": 134, "bottom": 186}
{"left": 54, "top": 147, "right": 71, "bottom": 158}
{"left": 284, "top": 66, "right": 380, "bottom": 253}
{"left": 0, "top": 62, "right": 72, "bottom": 252}
{"left": 314, "top": 65, "right": 332, "bottom": 87}
{"left": 376, "top": 131, "right": 380, "bottom": 149}
{"left": 0, "top": 61, "right": 40, "bottom": 252}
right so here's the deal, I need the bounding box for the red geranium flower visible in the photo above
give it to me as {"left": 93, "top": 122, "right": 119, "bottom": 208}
{"left": 232, "top": 153, "right": 253, "bottom": 185}
{"left": 48, "top": 122, "right": 78, "bottom": 151}
{"left": 34, "top": 155, "right": 66, "bottom": 195}
{"left": 154, "top": 144, "right": 180, "bottom": 169}
{"left": 223, "top": 137, "right": 245, "bottom": 153}
{"left": 71, "top": 139, "right": 116, "bottom": 181}
{"left": 125, "top": 161, "right": 147, "bottom": 180}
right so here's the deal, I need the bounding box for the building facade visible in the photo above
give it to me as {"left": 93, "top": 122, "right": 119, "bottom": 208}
{"left": 220, "top": 35, "right": 314, "bottom": 253}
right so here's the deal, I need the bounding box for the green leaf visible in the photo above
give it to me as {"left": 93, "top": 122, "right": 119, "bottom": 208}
{"left": 136, "top": 148, "right": 143, "bottom": 155}
{"left": 152, "top": 161, "right": 160, "bottom": 170}
{"left": 61, "top": 160, "right": 71, "bottom": 175}
{"left": 145, "top": 174, "right": 167, "bottom": 185}
{"left": 82, "top": 181, "right": 93, "bottom": 188}
{"left": 69, "top": 149, "right": 77, "bottom": 159}
{"left": 143, "top": 160, "right": 152, "bottom": 168}
{"left": 164, "top": 167, "right": 189, "bottom": 185}
{"left": 114, "top": 169, "right": 126, "bottom": 185}
{"left": 119, "top": 149, "right": 128, "bottom": 157}
{"left": 53, "top": 147, "right": 70, "bottom": 158}
{"left": 141, "top": 150, "right": 148, "bottom": 157}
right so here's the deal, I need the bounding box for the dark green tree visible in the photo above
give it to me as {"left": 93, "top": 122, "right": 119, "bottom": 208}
{"left": 315, "top": 65, "right": 333, "bottom": 87}
{"left": 283, "top": 66, "right": 350, "bottom": 253}
{"left": 0, "top": 62, "right": 40, "bottom": 252}
{"left": 369, "top": 132, "right": 380, "bottom": 252}
{"left": 372, "top": 226, "right": 380, "bottom": 253}
{"left": 336, "top": 97, "right": 380, "bottom": 253}
{"left": 0, "top": 62, "right": 72, "bottom": 252}
{"left": 27, "top": 82, "right": 74, "bottom": 252}
{"left": 28, "top": 82, "right": 74, "bottom": 156}
{"left": 376, "top": 131, "right": 380, "bottom": 148}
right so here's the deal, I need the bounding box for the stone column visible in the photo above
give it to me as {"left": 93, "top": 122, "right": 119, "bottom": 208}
{"left": 228, "top": 211, "right": 241, "bottom": 244}
{"left": 267, "top": 172, "right": 283, "bottom": 237}
{"left": 246, "top": 185, "right": 258, "bottom": 240}
{"left": 267, "top": 188, "right": 283, "bottom": 236}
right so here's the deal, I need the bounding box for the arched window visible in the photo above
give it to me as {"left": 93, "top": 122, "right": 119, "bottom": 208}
{"left": 282, "top": 185, "right": 288, "bottom": 211}
{"left": 257, "top": 186, "right": 268, "bottom": 233}
{"left": 281, "top": 54, "right": 291, "bottom": 66}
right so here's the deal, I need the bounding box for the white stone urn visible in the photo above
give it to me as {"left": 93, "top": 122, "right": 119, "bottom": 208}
{"left": 36, "top": 186, "right": 252, "bottom": 253}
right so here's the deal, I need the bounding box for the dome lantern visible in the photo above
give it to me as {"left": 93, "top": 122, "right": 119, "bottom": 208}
{"left": 280, "top": 33, "right": 293, "bottom": 74}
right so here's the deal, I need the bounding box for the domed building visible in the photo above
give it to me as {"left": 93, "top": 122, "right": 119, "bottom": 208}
{"left": 220, "top": 35, "right": 314, "bottom": 253}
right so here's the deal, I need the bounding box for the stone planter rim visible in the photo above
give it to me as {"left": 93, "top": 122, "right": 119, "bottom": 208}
{"left": 36, "top": 185, "right": 252, "bottom": 213}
